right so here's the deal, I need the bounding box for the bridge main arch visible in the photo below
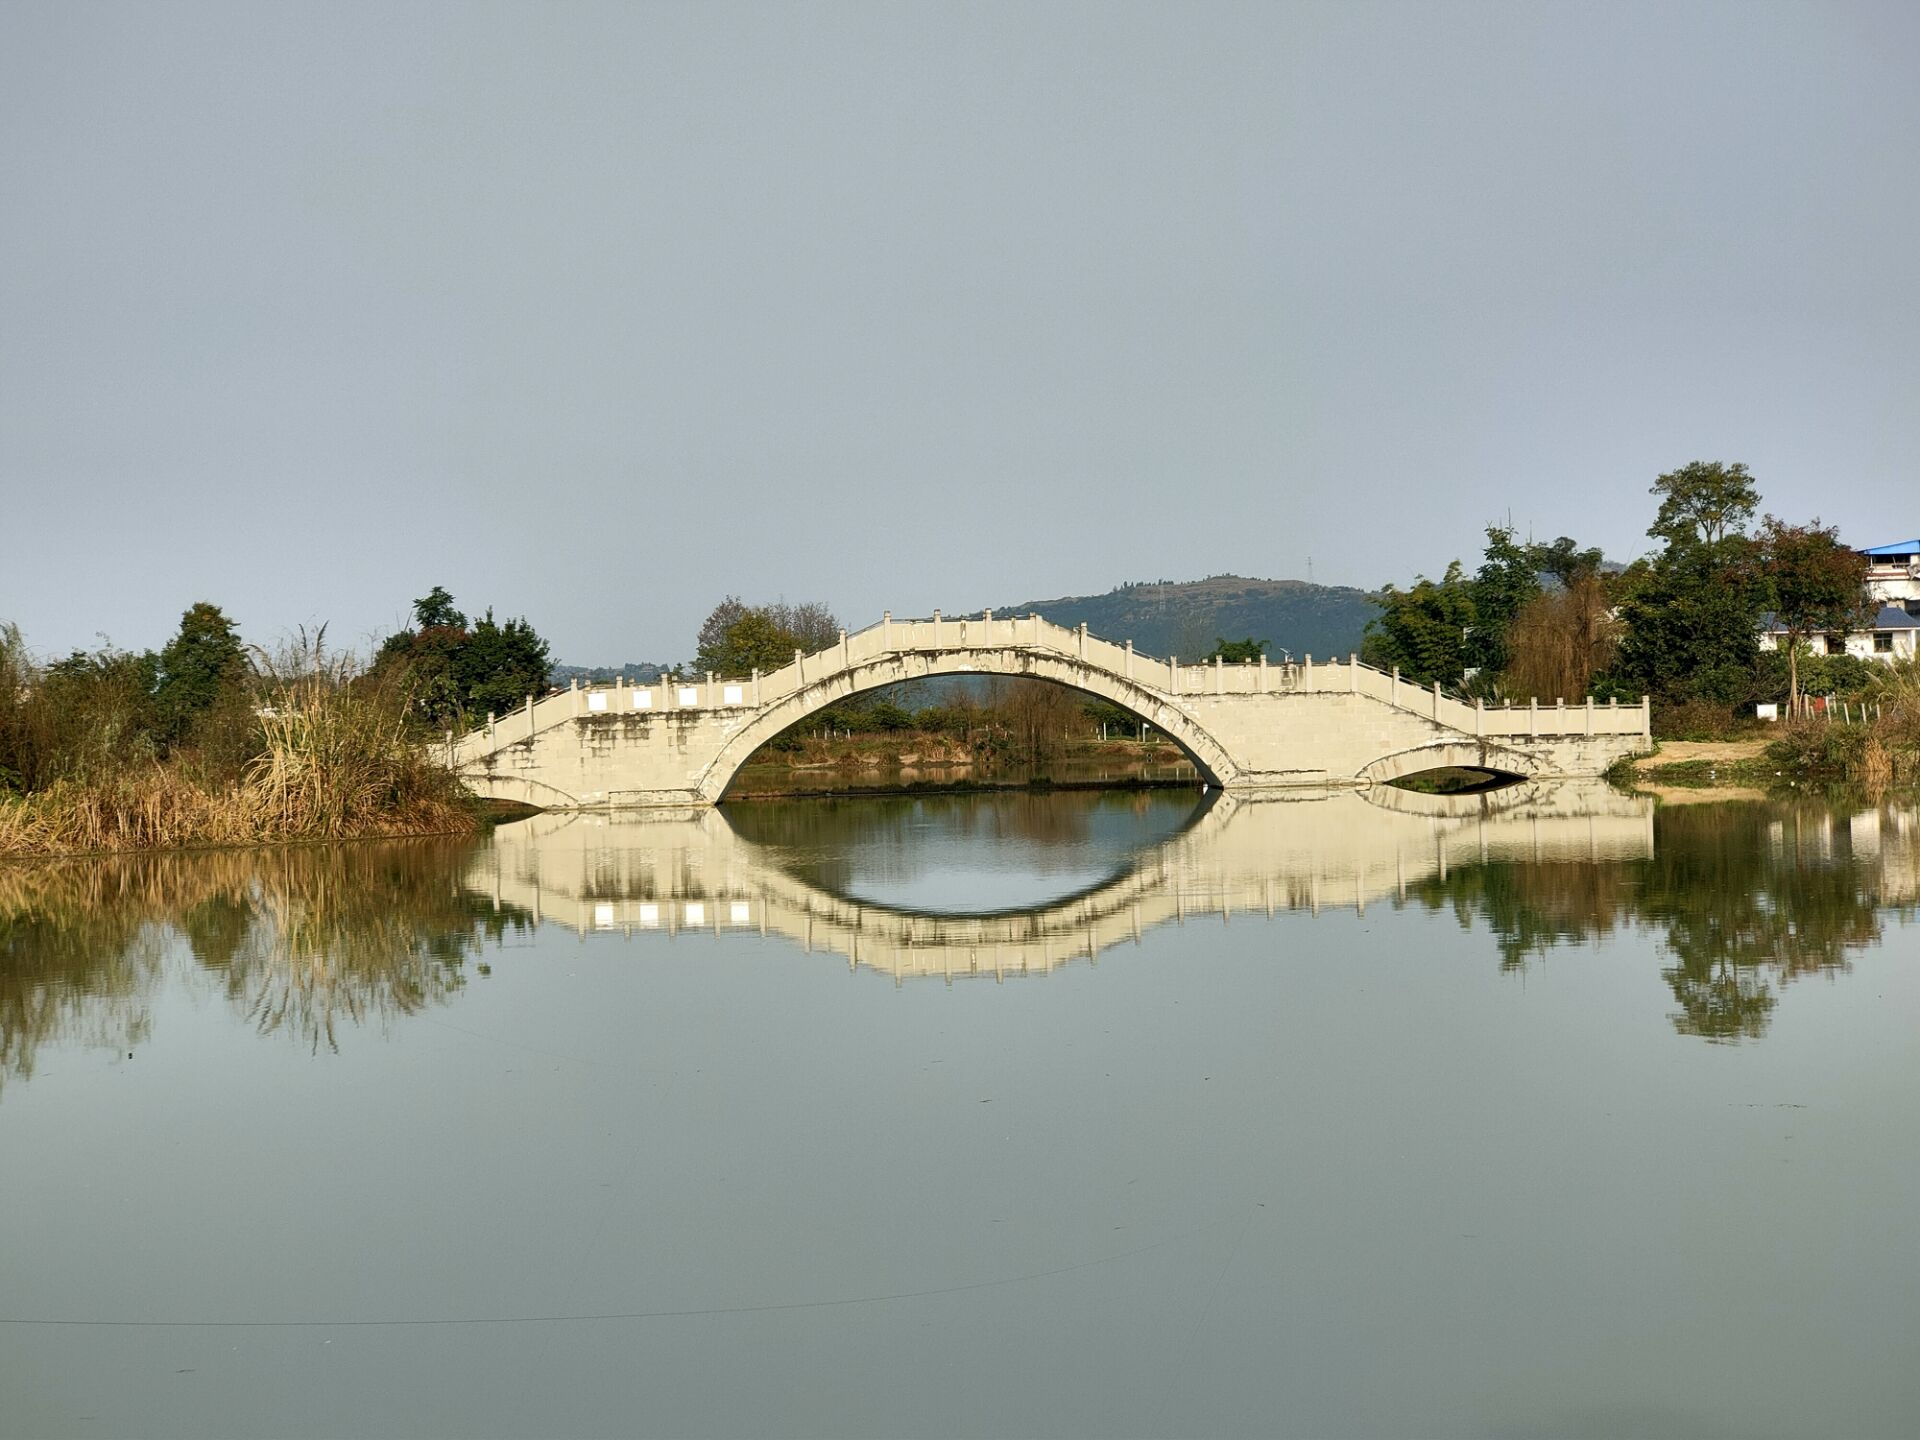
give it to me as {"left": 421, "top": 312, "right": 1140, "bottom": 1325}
{"left": 696, "top": 647, "right": 1239, "bottom": 802}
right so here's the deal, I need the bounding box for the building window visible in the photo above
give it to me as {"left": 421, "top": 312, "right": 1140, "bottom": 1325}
{"left": 1876, "top": 632, "right": 1894, "bottom": 653}
{"left": 1825, "top": 635, "right": 1847, "bottom": 654}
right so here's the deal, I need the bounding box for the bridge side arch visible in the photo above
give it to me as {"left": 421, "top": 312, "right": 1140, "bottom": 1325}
{"left": 1354, "top": 739, "right": 1544, "bottom": 789}
{"left": 696, "top": 648, "right": 1242, "bottom": 802}
{"left": 457, "top": 770, "right": 585, "bottom": 810}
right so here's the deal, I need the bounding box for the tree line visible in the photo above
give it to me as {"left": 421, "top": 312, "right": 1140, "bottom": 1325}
{"left": 1361, "top": 461, "right": 1873, "bottom": 725}
{"left": 0, "top": 587, "right": 553, "bottom": 851}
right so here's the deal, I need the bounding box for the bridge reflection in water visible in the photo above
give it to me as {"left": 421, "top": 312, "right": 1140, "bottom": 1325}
{"left": 471, "top": 782, "right": 1657, "bottom": 984}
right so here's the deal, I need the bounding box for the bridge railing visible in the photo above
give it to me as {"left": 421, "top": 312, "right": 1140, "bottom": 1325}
{"left": 453, "top": 612, "right": 1648, "bottom": 763}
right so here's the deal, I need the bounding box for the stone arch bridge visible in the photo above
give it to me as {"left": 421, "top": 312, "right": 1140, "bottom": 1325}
{"left": 452, "top": 612, "right": 1650, "bottom": 810}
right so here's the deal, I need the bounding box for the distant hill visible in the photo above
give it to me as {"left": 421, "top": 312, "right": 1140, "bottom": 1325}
{"left": 553, "top": 575, "right": 1379, "bottom": 686}
{"left": 985, "top": 575, "right": 1379, "bottom": 662}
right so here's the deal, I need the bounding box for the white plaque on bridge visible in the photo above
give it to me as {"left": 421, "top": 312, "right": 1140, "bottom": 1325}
{"left": 723, "top": 685, "right": 744, "bottom": 706}
{"left": 678, "top": 686, "right": 699, "bottom": 707}
{"left": 586, "top": 691, "right": 608, "bottom": 712}
{"left": 729, "top": 902, "right": 751, "bottom": 925}
{"left": 638, "top": 903, "right": 660, "bottom": 928}
{"left": 632, "top": 688, "right": 652, "bottom": 709}
{"left": 684, "top": 902, "right": 706, "bottom": 925}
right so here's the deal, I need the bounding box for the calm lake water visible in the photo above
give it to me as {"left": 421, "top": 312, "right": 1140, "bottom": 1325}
{"left": 2, "top": 786, "right": 1917, "bottom": 1439}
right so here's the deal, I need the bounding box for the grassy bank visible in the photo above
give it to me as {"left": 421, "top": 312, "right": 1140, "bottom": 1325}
{"left": 1616, "top": 702, "right": 1920, "bottom": 800}
{"left": 0, "top": 666, "right": 476, "bottom": 859}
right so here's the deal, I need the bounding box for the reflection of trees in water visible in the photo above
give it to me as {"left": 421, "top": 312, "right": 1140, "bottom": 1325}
{"left": 1412, "top": 803, "right": 1890, "bottom": 1042}
{"left": 1642, "top": 806, "right": 1882, "bottom": 1042}
{"left": 0, "top": 838, "right": 532, "bottom": 1083}
{"left": 1415, "top": 861, "right": 1637, "bottom": 974}
{"left": 0, "top": 871, "right": 165, "bottom": 1093}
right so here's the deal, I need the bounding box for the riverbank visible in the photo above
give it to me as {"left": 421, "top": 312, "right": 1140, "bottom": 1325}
{"left": 0, "top": 773, "right": 480, "bottom": 859}
{"left": 1614, "top": 735, "right": 1837, "bottom": 802}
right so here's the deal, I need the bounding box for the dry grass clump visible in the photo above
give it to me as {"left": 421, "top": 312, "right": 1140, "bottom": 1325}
{"left": 245, "top": 663, "right": 471, "bottom": 841}
{"left": 0, "top": 769, "right": 254, "bottom": 855}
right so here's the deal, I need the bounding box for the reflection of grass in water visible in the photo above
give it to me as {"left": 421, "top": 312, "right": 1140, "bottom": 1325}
{"left": 0, "top": 837, "right": 531, "bottom": 1080}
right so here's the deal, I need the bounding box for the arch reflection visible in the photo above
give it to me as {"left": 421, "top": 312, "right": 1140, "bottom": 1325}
{"left": 473, "top": 782, "right": 1660, "bottom": 983}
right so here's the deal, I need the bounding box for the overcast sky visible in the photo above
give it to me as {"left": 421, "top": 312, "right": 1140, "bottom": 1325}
{"left": 4, "top": 1, "right": 1917, "bottom": 664}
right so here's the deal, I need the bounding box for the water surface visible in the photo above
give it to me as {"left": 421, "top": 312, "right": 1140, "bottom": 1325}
{"left": 2, "top": 787, "right": 1916, "bottom": 1438}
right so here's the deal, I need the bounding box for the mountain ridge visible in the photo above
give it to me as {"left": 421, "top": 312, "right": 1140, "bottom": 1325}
{"left": 981, "top": 574, "right": 1380, "bottom": 662}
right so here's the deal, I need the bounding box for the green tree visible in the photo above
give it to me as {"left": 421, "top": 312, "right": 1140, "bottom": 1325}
{"left": 1757, "top": 517, "right": 1871, "bottom": 708}
{"left": 1362, "top": 562, "right": 1475, "bottom": 687}
{"left": 373, "top": 588, "right": 551, "bottom": 728}
{"left": 411, "top": 586, "right": 466, "bottom": 632}
{"left": 1205, "top": 637, "right": 1268, "bottom": 663}
{"left": 153, "top": 603, "right": 249, "bottom": 747}
{"left": 1613, "top": 461, "right": 1767, "bottom": 709}
{"left": 1530, "top": 535, "right": 1606, "bottom": 587}
{"left": 697, "top": 608, "right": 800, "bottom": 675}
{"left": 1463, "top": 527, "right": 1540, "bottom": 679}
{"left": 1649, "top": 460, "right": 1759, "bottom": 554}
{"left": 455, "top": 611, "right": 551, "bottom": 719}
{"left": 1612, "top": 550, "right": 1765, "bottom": 707}
{"left": 692, "top": 596, "right": 842, "bottom": 676}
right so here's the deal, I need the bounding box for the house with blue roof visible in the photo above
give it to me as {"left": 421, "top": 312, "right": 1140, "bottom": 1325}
{"left": 1759, "top": 537, "right": 1920, "bottom": 663}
